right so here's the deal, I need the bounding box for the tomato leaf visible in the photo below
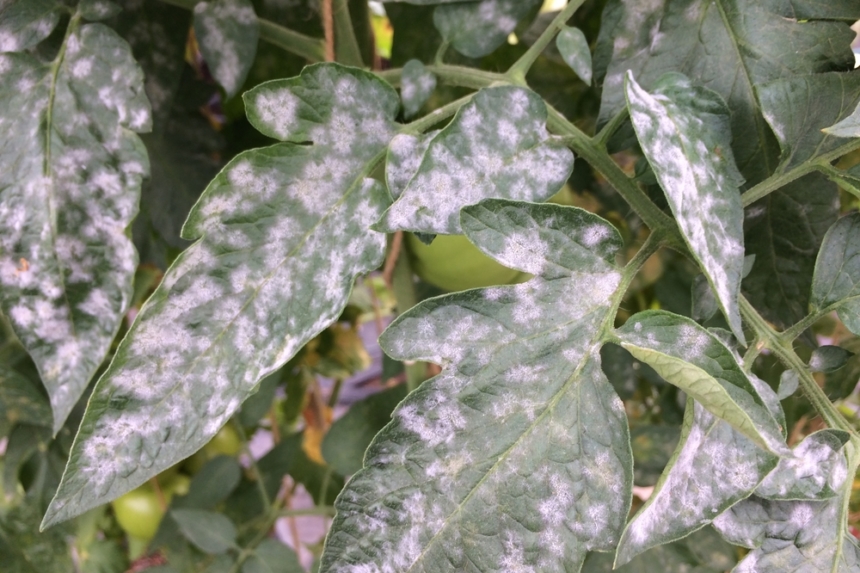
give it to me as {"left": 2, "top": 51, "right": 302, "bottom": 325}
{"left": 377, "top": 86, "right": 573, "bottom": 234}
{"left": 322, "top": 200, "right": 632, "bottom": 572}
{"left": 172, "top": 509, "right": 238, "bottom": 555}
{"left": 625, "top": 72, "right": 746, "bottom": 343}
{"left": 0, "top": 0, "right": 61, "bottom": 53}
{"left": 193, "top": 0, "right": 259, "bottom": 98}
{"left": 0, "top": 18, "right": 151, "bottom": 435}
{"left": 400, "top": 59, "right": 436, "bottom": 119}
{"left": 433, "top": 0, "right": 541, "bottom": 58}
{"left": 811, "top": 213, "right": 860, "bottom": 334}
{"left": 42, "top": 64, "right": 397, "bottom": 528}
{"left": 556, "top": 26, "right": 592, "bottom": 86}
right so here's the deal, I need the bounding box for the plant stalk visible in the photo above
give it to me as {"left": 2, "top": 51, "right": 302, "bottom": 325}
{"left": 507, "top": 0, "right": 586, "bottom": 81}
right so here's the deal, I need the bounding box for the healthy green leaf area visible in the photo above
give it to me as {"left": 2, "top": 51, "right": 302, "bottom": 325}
{"left": 323, "top": 200, "right": 632, "bottom": 572}
{"left": 42, "top": 64, "right": 396, "bottom": 528}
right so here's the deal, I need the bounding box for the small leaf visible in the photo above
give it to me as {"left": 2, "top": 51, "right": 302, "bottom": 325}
{"left": 824, "top": 99, "right": 860, "bottom": 138}
{"left": 322, "top": 201, "right": 632, "bottom": 572}
{"left": 433, "top": 0, "right": 541, "bottom": 58}
{"left": 242, "top": 539, "right": 303, "bottom": 573}
{"left": 556, "top": 26, "right": 592, "bottom": 86}
{"left": 400, "top": 59, "right": 436, "bottom": 119}
{"left": 385, "top": 130, "right": 435, "bottom": 201}
{"left": 810, "top": 346, "right": 855, "bottom": 373}
{"left": 42, "top": 64, "right": 397, "bottom": 529}
{"left": 78, "top": 0, "right": 120, "bottom": 21}
{"left": 778, "top": 370, "right": 799, "bottom": 400}
{"left": 172, "top": 509, "right": 238, "bottom": 554}
{"left": 0, "top": 0, "right": 61, "bottom": 53}
{"left": 625, "top": 72, "right": 746, "bottom": 343}
{"left": 177, "top": 456, "right": 242, "bottom": 510}
{"left": 615, "top": 399, "right": 778, "bottom": 566}
{"left": 616, "top": 311, "right": 785, "bottom": 451}
{"left": 193, "top": 0, "right": 259, "bottom": 98}
{"left": 713, "top": 495, "right": 860, "bottom": 572}
{"left": 321, "top": 384, "right": 408, "bottom": 476}
{"left": 756, "top": 429, "right": 849, "bottom": 501}
{"left": 811, "top": 213, "right": 860, "bottom": 334}
{"left": 377, "top": 86, "right": 574, "bottom": 234}
{"left": 0, "top": 19, "right": 151, "bottom": 435}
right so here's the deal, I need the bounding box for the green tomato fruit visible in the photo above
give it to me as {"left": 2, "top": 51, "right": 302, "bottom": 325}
{"left": 111, "top": 473, "right": 191, "bottom": 541}
{"left": 406, "top": 233, "right": 528, "bottom": 292}
{"left": 183, "top": 424, "right": 243, "bottom": 474}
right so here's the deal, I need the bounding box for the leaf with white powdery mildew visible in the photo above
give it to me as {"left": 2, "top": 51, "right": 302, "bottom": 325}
{"left": 376, "top": 86, "right": 573, "bottom": 234}
{"left": 400, "top": 59, "right": 436, "bottom": 120}
{"left": 0, "top": 0, "right": 61, "bottom": 53}
{"left": 556, "top": 26, "right": 592, "bottom": 86}
{"left": 625, "top": 72, "right": 746, "bottom": 344}
{"left": 810, "top": 213, "right": 860, "bottom": 335}
{"left": 824, "top": 99, "right": 860, "bottom": 138}
{"left": 42, "top": 64, "right": 397, "bottom": 529}
{"left": 193, "top": 0, "right": 259, "bottom": 98}
{"left": 756, "top": 429, "right": 849, "bottom": 501}
{"left": 713, "top": 495, "right": 860, "bottom": 573}
{"left": 322, "top": 200, "right": 632, "bottom": 572}
{"left": 433, "top": 0, "right": 541, "bottom": 58}
{"left": 616, "top": 311, "right": 785, "bottom": 452}
{"left": 0, "top": 17, "right": 151, "bottom": 435}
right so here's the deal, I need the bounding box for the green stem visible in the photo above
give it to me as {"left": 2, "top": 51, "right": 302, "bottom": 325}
{"left": 601, "top": 233, "right": 664, "bottom": 335}
{"left": 389, "top": 236, "right": 425, "bottom": 392}
{"left": 545, "top": 106, "right": 683, "bottom": 247}
{"left": 506, "top": 0, "right": 586, "bottom": 81}
{"left": 332, "top": 0, "right": 364, "bottom": 67}
{"left": 741, "top": 139, "right": 860, "bottom": 207}
{"left": 593, "top": 107, "right": 629, "bottom": 149}
{"left": 159, "top": 0, "right": 325, "bottom": 63}
{"left": 377, "top": 64, "right": 506, "bottom": 90}
{"left": 739, "top": 296, "right": 857, "bottom": 437}
{"left": 231, "top": 419, "right": 272, "bottom": 509}
{"left": 328, "top": 378, "right": 344, "bottom": 408}
{"left": 402, "top": 93, "right": 475, "bottom": 135}
{"left": 434, "top": 40, "right": 450, "bottom": 66}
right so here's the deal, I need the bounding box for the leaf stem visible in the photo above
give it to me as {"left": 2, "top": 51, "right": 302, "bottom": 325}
{"left": 388, "top": 236, "right": 425, "bottom": 393}
{"left": 231, "top": 419, "right": 272, "bottom": 509}
{"left": 739, "top": 296, "right": 858, "bottom": 437}
{"left": 434, "top": 40, "right": 450, "bottom": 66}
{"left": 158, "top": 0, "right": 326, "bottom": 63}
{"left": 593, "top": 107, "right": 629, "bottom": 149}
{"left": 506, "top": 0, "right": 586, "bottom": 81}
{"left": 332, "top": 0, "right": 364, "bottom": 67}
{"left": 740, "top": 139, "right": 860, "bottom": 207}
{"left": 602, "top": 233, "right": 664, "bottom": 335}
{"left": 545, "top": 106, "right": 684, "bottom": 248}
{"left": 402, "top": 93, "right": 475, "bottom": 135}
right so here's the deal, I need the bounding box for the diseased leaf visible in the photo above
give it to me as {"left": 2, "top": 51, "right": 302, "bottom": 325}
{"left": 811, "top": 212, "right": 860, "bottom": 334}
{"left": 0, "top": 0, "right": 60, "bottom": 53}
{"left": 625, "top": 72, "right": 746, "bottom": 343}
{"left": 756, "top": 430, "right": 849, "bottom": 501}
{"left": 778, "top": 370, "right": 799, "bottom": 400}
{"left": 0, "top": 19, "right": 151, "bottom": 434}
{"left": 596, "top": 0, "right": 858, "bottom": 184}
{"left": 759, "top": 73, "right": 860, "bottom": 170}
{"left": 744, "top": 172, "right": 839, "bottom": 331}
{"left": 616, "top": 311, "right": 785, "bottom": 451}
{"left": 377, "top": 86, "right": 574, "bottom": 234}
{"left": 78, "top": 0, "right": 120, "bottom": 21}
{"left": 826, "top": 337, "right": 860, "bottom": 401}
{"left": 400, "top": 59, "right": 436, "bottom": 119}
{"left": 615, "top": 398, "right": 779, "bottom": 566}
{"left": 433, "top": 0, "right": 541, "bottom": 58}
{"left": 42, "top": 64, "right": 396, "bottom": 528}
{"left": 810, "top": 346, "right": 855, "bottom": 373}
{"left": 322, "top": 200, "right": 632, "bottom": 573}
{"left": 172, "top": 509, "right": 237, "bottom": 554}
{"left": 713, "top": 495, "right": 860, "bottom": 573}
{"left": 691, "top": 274, "right": 718, "bottom": 322}
{"left": 193, "top": 0, "right": 259, "bottom": 98}
{"left": 385, "top": 130, "right": 435, "bottom": 201}
{"left": 825, "top": 99, "right": 860, "bottom": 138}
{"left": 556, "top": 26, "right": 592, "bottom": 86}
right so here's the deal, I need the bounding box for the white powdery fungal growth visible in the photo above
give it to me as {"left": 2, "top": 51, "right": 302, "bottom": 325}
{"left": 0, "top": 22, "right": 150, "bottom": 435}
{"left": 377, "top": 86, "right": 574, "bottom": 235}
{"left": 625, "top": 72, "right": 746, "bottom": 344}
{"left": 616, "top": 402, "right": 777, "bottom": 565}
{"left": 193, "top": 0, "right": 258, "bottom": 97}
{"left": 434, "top": 0, "right": 541, "bottom": 59}
{"left": 755, "top": 430, "right": 849, "bottom": 500}
{"left": 42, "top": 64, "right": 399, "bottom": 528}
{"left": 321, "top": 201, "right": 632, "bottom": 573}
{"left": 400, "top": 59, "right": 436, "bottom": 119}
{"left": 0, "top": 1, "right": 60, "bottom": 54}
{"left": 713, "top": 495, "right": 860, "bottom": 571}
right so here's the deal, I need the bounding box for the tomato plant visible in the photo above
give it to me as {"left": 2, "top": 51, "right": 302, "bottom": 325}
{"left": 2, "top": 0, "right": 860, "bottom": 572}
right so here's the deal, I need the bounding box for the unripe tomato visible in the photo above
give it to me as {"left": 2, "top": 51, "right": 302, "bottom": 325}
{"left": 183, "top": 424, "right": 243, "bottom": 474}
{"left": 110, "top": 474, "right": 191, "bottom": 541}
